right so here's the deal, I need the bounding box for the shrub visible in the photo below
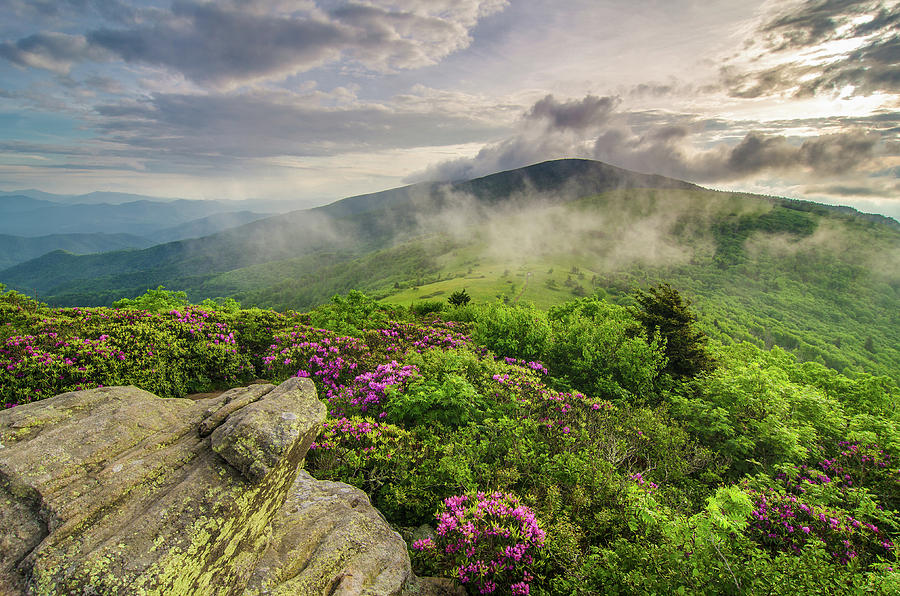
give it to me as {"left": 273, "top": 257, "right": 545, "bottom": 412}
{"left": 112, "top": 285, "right": 190, "bottom": 312}
{"left": 308, "top": 290, "right": 392, "bottom": 337}
{"left": 411, "top": 300, "right": 446, "bottom": 316}
{"left": 546, "top": 298, "right": 666, "bottom": 400}
{"left": 413, "top": 491, "right": 545, "bottom": 595}
{"left": 471, "top": 303, "right": 551, "bottom": 363}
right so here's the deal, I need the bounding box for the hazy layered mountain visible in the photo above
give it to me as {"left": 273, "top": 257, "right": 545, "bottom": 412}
{"left": 0, "top": 189, "right": 185, "bottom": 204}
{"left": 0, "top": 233, "right": 154, "bottom": 270}
{"left": 0, "top": 189, "right": 318, "bottom": 211}
{"left": 0, "top": 195, "right": 279, "bottom": 238}
{"left": 0, "top": 159, "right": 697, "bottom": 298}
{"left": 152, "top": 211, "right": 272, "bottom": 243}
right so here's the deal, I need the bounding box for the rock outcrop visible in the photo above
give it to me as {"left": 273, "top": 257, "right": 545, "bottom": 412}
{"left": 0, "top": 379, "right": 456, "bottom": 595}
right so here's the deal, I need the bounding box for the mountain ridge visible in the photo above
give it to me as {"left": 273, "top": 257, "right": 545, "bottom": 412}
{"left": 0, "top": 159, "right": 702, "bottom": 298}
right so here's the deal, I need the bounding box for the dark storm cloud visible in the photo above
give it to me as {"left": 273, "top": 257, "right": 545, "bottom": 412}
{"left": 760, "top": 0, "right": 873, "bottom": 49}
{"left": 87, "top": 2, "right": 348, "bottom": 87}
{"left": 725, "top": 0, "right": 900, "bottom": 97}
{"left": 595, "top": 125, "right": 881, "bottom": 181}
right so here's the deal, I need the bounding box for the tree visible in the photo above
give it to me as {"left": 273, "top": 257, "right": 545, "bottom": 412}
{"left": 448, "top": 288, "right": 471, "bottom": 307}
{"left": 112, "top": 285, "right": 189, "bottom": 312}
{"left": 632, "top": 284, "right": 715, "bottom": 379}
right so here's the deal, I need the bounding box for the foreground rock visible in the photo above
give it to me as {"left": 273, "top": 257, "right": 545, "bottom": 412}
{"left": 0, "top": 380, "right": 457, "bottom": 595}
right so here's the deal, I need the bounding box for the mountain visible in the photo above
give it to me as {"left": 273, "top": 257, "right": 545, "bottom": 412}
{"left": 151, "top": 210, "right": 272, "bottom": 243}
{"left": 0, "top": 188, "right": 319, "bottom": 212}
{"left": 0, "top": 195, "right": 276, "bottom": 238}
{"left": 0, "top": 232, "right": 153, "bottom": 270}
{"left": 2, "top": 158, "right": 898, "bottom": 381}
{"left": 0, "top": 189, "right": 185, "bottom": 205}
{"left": 0, "top": 159, "right": 697, "bottom": 298}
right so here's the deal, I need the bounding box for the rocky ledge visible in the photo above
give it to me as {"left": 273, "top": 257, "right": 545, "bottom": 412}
{"left": 0, "top": 379, "right": 460, "bottom": 595}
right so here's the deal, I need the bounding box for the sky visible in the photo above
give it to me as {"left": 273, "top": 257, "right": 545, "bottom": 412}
{"left": 0, "top": 0, "right": 898, "bottom": 218}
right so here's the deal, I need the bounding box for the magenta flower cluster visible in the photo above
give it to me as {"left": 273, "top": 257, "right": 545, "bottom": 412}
{"left": 747, "top": 488, "right": 894, "bottom": 564}
{"left": 1, "top": 305, "right": 252, "bottom": 404}
{"left": 500, "top": 356, "right": 548, "bottom": 375}
{"left": 414, "top": 491, "right": 545, "bottom": 595}
{"left": 489, "top": 364, "right": 613, "bottom": 435}
{"left": 629, "top": 472, "right": 659, "bottom": 492}
{"left": 369, "top": 321, "right": 472, "bottom": 355}
{"left": 263, "top": 326, "right": 368, "bottom": 398}
{"left": 332, "top": 360, "right": 419, "bottom": 416}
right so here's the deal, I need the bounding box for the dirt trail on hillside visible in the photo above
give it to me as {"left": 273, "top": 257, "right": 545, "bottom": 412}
{"left": 513, "top": 272, "right": 532, "bottom": 304}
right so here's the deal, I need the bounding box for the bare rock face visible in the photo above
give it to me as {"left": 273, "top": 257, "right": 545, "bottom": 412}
{"left": 0, "top": 379, "right": 445, "bottom": 596}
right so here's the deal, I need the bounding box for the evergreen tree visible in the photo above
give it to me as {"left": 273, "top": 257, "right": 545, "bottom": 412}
{"left": 448, "top": 288, "right": 471, "bottom": 307}
{"left": 632, "top": 284, "right": 715, "bottom": 379}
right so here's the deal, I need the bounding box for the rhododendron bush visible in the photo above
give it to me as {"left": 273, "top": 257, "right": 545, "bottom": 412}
{"left": 414, "top": 492, "right": 545, "bottom": 594}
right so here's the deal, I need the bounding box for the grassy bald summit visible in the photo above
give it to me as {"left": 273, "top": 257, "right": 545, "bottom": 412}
{"left": 2, "top": 158, "right": 899, "bottom": 381}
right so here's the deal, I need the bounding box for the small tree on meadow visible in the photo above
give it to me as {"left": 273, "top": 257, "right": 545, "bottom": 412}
{"left": 448, "top": 288, "right": 471, "bottom": 307}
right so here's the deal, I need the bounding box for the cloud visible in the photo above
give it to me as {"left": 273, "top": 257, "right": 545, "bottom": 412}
{"left": 90, "top": 88, "right": 509, "bottom": 161}
{"left": 597, "top": 124, "right": 882, "bottom": 181}
{"left": 723, "top": 0, "right": 900, "bottom": 97}
{"left": 413, "top": 93, "right": 890, "bottom": 186}
{"left": 0, "top": 32, "right": 95, "bottom": 74}
{"left": 87, "top": 3, "right": 347, "bottom": 87}
{"left": 0, "top": 0, "right": 141, "bottom": 23}
{"left": 1, "top": 1, "right": 509, "bottom": 87}
{"left": 526, "top": 94, "right": 619, "bottom": 131}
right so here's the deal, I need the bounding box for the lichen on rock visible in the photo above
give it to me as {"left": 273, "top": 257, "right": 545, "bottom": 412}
{"left": 0, "top": 378, "right": 452, "bottom": 596}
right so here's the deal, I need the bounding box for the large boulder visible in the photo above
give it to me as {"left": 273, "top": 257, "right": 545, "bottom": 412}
{"left": 0, "top": 379, "right": 454, "bottom": 595}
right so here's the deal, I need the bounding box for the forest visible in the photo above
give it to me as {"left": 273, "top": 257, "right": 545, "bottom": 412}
{"left": 2, "top": 284, "right": 898, "bottom": 594}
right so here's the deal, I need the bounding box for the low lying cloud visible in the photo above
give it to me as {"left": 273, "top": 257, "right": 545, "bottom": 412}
{"left": 412, "top": 93, "right": 890, "bottom": 193}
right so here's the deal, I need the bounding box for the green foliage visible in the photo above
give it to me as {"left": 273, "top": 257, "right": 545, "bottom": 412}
{"left": 386, "top": 348, "right": 504, "bottom": 428}
{"left": 199, "top": 296, "right": 242, "bottom": 312}
{"left": 468, "top": 303, "right": 552, "bottom": 362}
{"left": 546, "top": 297, "right": 666, "bottom": 399}
{"left": 4, "top": 285, "right": 900, "bottom": 594}
{"left": 672, "top": 345, "right": 847, "bottom": 473}
{"left": 409, "top": 300, "right": 445, "bottom": 316}
{"left": 447, "top": 288, "right": 471, "bottom": 307}
{"left": 308, "top": 290, "right": 392, "bottom": 336}
{"left": 632, "top": 283, "right": 715, "bottom": 379}
{"left": 112, "top": 285, "right": 189, "bottom": 312}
